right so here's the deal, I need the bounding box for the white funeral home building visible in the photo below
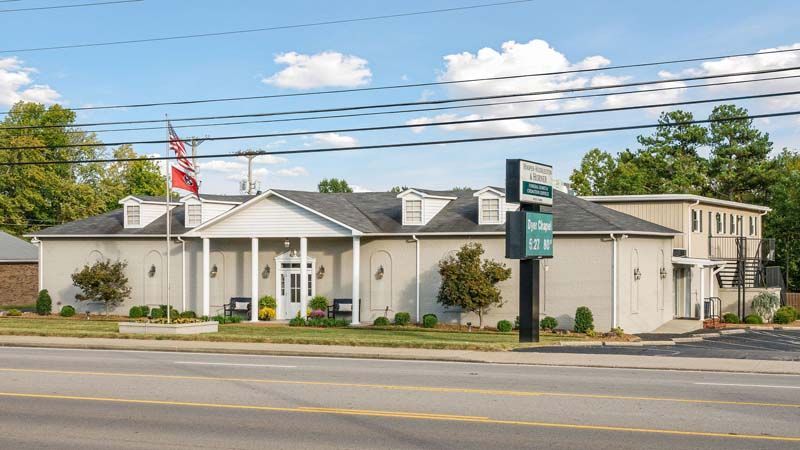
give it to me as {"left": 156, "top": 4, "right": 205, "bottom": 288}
{"left": 28, "top": 187, "right": 769, "bottom": 334}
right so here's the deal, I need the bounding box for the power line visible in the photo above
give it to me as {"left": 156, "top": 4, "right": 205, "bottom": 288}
{"left": 51, "top": 73, "right": 800, "bottom": 136}
{"left": 0, "top": 0, "right": 534, "bottom": 53}
{"left": 0, "top": 0, "right": 141, "bottom": 13}
{"left": 1, "top": 110, "right": 798, "bottom": 164}
{"left": 3, "top": 89, "right": 800, "bottom": 151}
{"left": 4, "top": 46, "right": 799, "bottom": 112}
{"left": 4, "top": 65, "right": 799, "bottom": 131}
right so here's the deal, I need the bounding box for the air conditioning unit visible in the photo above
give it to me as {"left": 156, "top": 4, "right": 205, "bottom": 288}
{"left": 673, "top": 248, "right": 687, "bottom": 257}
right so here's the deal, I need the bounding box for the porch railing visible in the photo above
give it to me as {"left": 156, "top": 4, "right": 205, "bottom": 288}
{"left": 708, "top": 236, "right": 775, "bottom": 261}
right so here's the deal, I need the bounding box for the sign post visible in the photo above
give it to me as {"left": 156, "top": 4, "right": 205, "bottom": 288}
{"left": 505, "top": 159, "right": 553, "bottom": 343}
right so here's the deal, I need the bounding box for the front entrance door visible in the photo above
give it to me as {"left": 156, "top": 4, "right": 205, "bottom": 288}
{"left": 673, "top": 268, "right": 692, "bottom": 318}
{"left": 276, "top": 253, "right": 315, "bottom": 319}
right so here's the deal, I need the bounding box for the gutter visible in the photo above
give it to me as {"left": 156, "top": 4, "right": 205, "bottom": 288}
{"left": 412, "top": 234, "right": 420, "bottom": 323}
{"left": 30, "top": 237, "right": 42, "bottom": 292}
{"left": 176, "top": 237, "right": 186, "bottom": 312}
{"left": 609, "top": 234, "right": 618, "bottom": 329}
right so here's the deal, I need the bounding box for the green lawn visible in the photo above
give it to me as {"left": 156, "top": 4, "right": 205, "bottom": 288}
{"left": 0, "top": 317, "right": 577, "bottom": 350}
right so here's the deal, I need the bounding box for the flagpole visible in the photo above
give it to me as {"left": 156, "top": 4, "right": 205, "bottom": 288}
{"left": 165, "top": 115, "right": 171, "bottom": 325}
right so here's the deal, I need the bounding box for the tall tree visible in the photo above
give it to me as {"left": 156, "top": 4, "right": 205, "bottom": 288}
{"left": 317, "top": 178, "right": 353, "bottom": 193}
{"left": 100, "top": 144, "right": 166, "bottom": 210}
{"left": 764, "top": 150, "right": 800, "bottom": 291}
{"left": 569, "top": 148, "right": 618, "bottom": 196}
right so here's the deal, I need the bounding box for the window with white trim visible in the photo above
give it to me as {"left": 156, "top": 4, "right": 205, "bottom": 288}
{"left": 481, "top": 198, "right": 501, "bottom": 224}
{"left": 750, "top": 216, "right": 757, "bottom": 236}
{"left": 186, "top": 204, "right": 202, "bottom": 227}
{"left": 729, "top": 214, "right": 735, "bottom": 234}
{"left": 126, "top": 205, "right": 140, "bottom": 226}
{"left": 691, "top": 209, "right": 701, "bottom": 233}
{"left": 715, "top": 213, "right": 722, "bottom": 234}
{"left": 404, "top": 199, "right": 422, "bottom": 225}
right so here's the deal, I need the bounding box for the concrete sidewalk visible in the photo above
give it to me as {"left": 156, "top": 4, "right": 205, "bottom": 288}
{"left": 0, "top": 335, "right": 799, "bottom": 374}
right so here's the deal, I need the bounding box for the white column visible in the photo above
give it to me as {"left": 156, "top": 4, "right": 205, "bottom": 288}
{"left": 202, "top": 238, "right": 210, "bottom": 317}
{"left": 699, "top": 265, "right": 705, "bottom": 322}
{"left": 351, "top": 235, "right": 361, "bottom": 325}
{"left": 300, "top": 237, "right": 308, "bottom": 318}
{"left": 251, "top": 238, "right": 259, "bottom": 322}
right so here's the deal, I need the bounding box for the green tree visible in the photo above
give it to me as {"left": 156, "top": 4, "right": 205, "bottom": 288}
{"left": 437, "top": 242, "right": 511, "bottom": 329}
{"left": 389, "top": 186, "right": 408, "bottom": 193}
{"left": 707, "top": 105, "right": 774, "bottom": 203}
{"left": 71, "top": 259, "right": 132, "bottom": 315}
{"left": 764, "top": 150, "right": 800, "bottom": 290}
{"left": 318, "top": 178, "right": 353, "bottom": 193}
{"left": 569, "top": 148, "right": 617, "bottom": 195}
{"left": 100, "top": 144, "right": 166, "bottom": 210}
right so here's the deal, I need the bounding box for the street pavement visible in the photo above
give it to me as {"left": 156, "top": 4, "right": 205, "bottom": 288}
{"left": 0, "top": 346, "right": 798, "bottom": 449}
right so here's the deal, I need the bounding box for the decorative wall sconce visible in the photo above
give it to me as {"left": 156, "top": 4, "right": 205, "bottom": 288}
{"left": 633, "top": 267, "right": 642, "bottom": 281}
{"left": 375, "top": 265, "right": 385, "bottom": 280}
{"left": 284, "top": 238, "right": 291, "bottom": 249}
{"left": 148, "top": 265, "right": 156, "bottom": 278}
{"left": 659, "top": 267, "right": 668, "bottom": 279}
{"left": 317, "top": 265, "right": 325, "bottom": 279}
{"left": 210, "top": 264, "right": 218, "bottom": 278}
{"left": 262, "top": 265, "right": 270, "bottom": 279}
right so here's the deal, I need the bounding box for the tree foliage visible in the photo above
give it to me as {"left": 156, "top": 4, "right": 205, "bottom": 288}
{"left": 317, "top": 178, "right": 353, "bottom": 193}
{"left": 71, "top": 259, "right": 132, "bottom": 315}
{"left": 437, "top": 243, "right": 511, "bottom": 329}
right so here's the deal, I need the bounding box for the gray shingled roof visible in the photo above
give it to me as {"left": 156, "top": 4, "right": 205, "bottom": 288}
{"left": 32, "top": 189, "right": 678, "bottom": 237}
{"left": 0, "top": 231, "right": 38, "bottom": 261}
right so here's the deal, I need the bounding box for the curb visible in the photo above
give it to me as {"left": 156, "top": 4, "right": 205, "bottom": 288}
{"left": 602, "top": 341, "right": 643, "bottom": 347}
{"left": 693, "top": 333, "right": 720, "bottom": 338}
{"left": 672, "top": 337, "right": 704, "bottom": 343}
{"left": 720, "top": 329, "right": 747, "bottom": 335}
{"left": 558, "top": 341, "right": 603, "bottom": 347}
{"left": 642, "top": 340, "right": 676, "bottom": 346}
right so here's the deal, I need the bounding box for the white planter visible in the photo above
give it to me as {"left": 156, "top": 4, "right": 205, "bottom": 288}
{"left": 118, "top": 321, "right": 219, "bottom": 335}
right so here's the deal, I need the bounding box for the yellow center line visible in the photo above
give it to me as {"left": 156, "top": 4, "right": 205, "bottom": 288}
{"left": 1, "top": 391, "right": 798, "bottom": 442}
{"left": 0, "top": 367, "right": 798, "bottom": 409}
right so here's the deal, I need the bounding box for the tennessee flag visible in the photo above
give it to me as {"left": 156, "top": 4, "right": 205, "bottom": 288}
{"left": 171, "top": 165, "right": 199, "bottom": 198}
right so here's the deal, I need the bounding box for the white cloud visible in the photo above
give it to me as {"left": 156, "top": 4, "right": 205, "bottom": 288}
{"left": 276, "top": 166, "right": 308, "bottom": 177}
{"left": 234, "top": 154, "right": 287, "bottom": 165}
{"left": 224, "top": 167, "right": 269, "bottom": 182}
{"left": 313, "top": 132, "right": 358, "bottom": 147}
{"left": 407, "top": 113, "right": 541, "bottom": 136}
{"left": 201, "top": 160, "right": 246, "bottom": 173}
{"left": 350, "top": 185, "right": 371, "bottom": 192}
{"left": 603, "top": 81, "right": 687, "bottom": 109}
{"left": 263, "top": 51, "right": 371, "bottom": 89}
{"left": 0, "top": 57, "right": 61, "bottom": 106}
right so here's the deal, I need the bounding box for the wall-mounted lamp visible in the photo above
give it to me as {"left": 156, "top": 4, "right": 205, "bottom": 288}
{"left": 262, "top": 265, "right": 270, "bottom": 279}
{"left": 375, "top": 265, "right": 385, "bottom": 280}
{"left": 148, "top": 265, "right": 156, "bottom": 278}
{"left": 317, "top": 265, "right": 325, "bottom": 279}
{"left": 284, "top": 238, "right": 291, "bottom": 249}
{"left": 633, "top": 267, "right": 642, "bottom": 281}
{"left": 659, "top": 267, "right": 668, "bottom": 279}
{"left": 210, "top": 264, "right": 218, "bottom": 278}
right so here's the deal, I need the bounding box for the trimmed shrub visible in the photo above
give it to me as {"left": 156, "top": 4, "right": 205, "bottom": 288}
{"left": 744, "top": 314, "right": 763, "bottom": 324}
{"left": 574, "top": 306, "right": 594, "bottom": 333}
{"left": 60, "top": 305, "right": 76, "bottom": 317}
{"left": 394, "top": 312, "right": 412, "bottom": 326}
{"left": 150, "top": 308, "right": 164, "bottom": 319}
{"left": 373, "top": 316, "right": 390, "bottom": 326}
{"left": 539, "top": 316, "right": 558, "bottom": 331}
{"left": 5, "top": 309, "right": 21, "bottom": 316}
{"left": 611, "top": 326, "right": 625, "bottom": 338}
{"left": 722, "top": 313, "right": 740, "bottom": 324}
{"left": 496, "top": 320, "right": 513, "bottom": 332}
{"left": 140, "top": 305, "right": 150, "bottom": 317}
{"left": 259, "top": 295, "right": 277, "bottom": 309}
{"left": 422, "top": 314, "right": 438, "bottom": 328}
{"left": 308, "top": 295, "right": 329, "bottom": 311}
{"left": 288, "top": 316, "right": 306, "bottom": 327}
{"left": 751, "top": 292, "right": 780, "bottom": 323}
{"left": 36, "top": 289, "right": 52, "bottom": 315}
{"left": 773, "top": 306, "right": 797, "bottom": 324}
{"left": 310, "top": 309, "right": 326, "bottom": 319}
{"left": 158, "top": 305, "right": 179, "bottom": 319}
{"left": 128, "top": 306, "right": 144, "bottom": 319}
{"left": 258, "top": 307, "right": 276, "bottom": 321}
{"left": 179, "top": 310, "right": 197, "bottom": 319}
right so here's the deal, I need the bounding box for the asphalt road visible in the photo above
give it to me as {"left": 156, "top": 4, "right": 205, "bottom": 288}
{"left": 0, "top": 347, "right": 799, "bottom": 449}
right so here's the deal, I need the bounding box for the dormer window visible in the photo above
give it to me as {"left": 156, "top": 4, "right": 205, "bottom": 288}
{"left": 481, "top": 198, "right": 501, "bottom": 224}
{"left": 187, "top": 204, "right": 202, "bottom": 227}
{"left": 404, "top": 199, "right": 423, "bottom": 225}
{"left": 126, "top": 205, "right": 140, "bottom": 226}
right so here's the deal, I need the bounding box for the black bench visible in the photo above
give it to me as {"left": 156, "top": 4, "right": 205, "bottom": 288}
{"left": 328, "top": 298, "right": 353, "bottom": 319}
{"left": 223, "top": 297, "right": 252, "bottom": 318}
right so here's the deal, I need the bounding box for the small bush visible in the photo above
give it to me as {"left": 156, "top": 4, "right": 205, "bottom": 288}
{"left": 394, "top": 312, "right": 412, "bottom": 326}
{"left": 60, "top": 305, "right": 76, "bottom": 317}
{"left": 496, "top": 320, "right": 513, "bottom": 332}
{"left": 310, "top": 309, "right": 326, "bottom": 319}
{"left": 744, "top": 314, "right": 763, "bottom": 324}
{"left": 611, "top": 326, "right": 625, "bottom": 338}
{"left": 773, "top": 306, "right": 797, "bottom": 324}
{"left": 305, "top": 317, "right": 348, "bottom": 328}
{"left": 539, "top": 316, "right": 558, "bottom": 331}
{"left": 179, "top": 310, "right": 197, "bottom": 319}
{"left": 722, "top": 312, "right": 740, "bottom": 324}
{"left": 140, "top": 305, "right": 150, "bottom": 317}
{"left": 36, "top": 289, "right": 52, "bottom": 315}
{"left": 150, "top": 308, "right": 164, "bottom": 319}
{"left": 259, "top": 295, "right": 277, "bottom": 309}
{"left": 5, "top": 309, "right": 21, "bottom": 316}
{"left": 751, "top": 292, "right": 780, "bottom": 322}
{"left": 574, "top": 306, "right": 594, "bottom": 333}
{"left": 288, "top": 316, "right": 306, "bottom": 327}
{"left": 158, "top": 305, "right": 179, "bottom": 319}
{"left": 373, "top": 316, "right": 390, "bottom": 326}
{"left": 422, "top": 314, "right": 438, "bottom": 328}
{"left": 258, "top": 307, "right": 276, "bottom": 321}
{"left": 128, "top": 306, "right": 144, "bottom": 319}
{"left": 308, "top": 295, "right": 329, "bottom": 311}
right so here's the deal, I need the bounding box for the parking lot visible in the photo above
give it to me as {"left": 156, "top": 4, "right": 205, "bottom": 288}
{"left": 523, "top": 329, "right": 800, "bottom": 361}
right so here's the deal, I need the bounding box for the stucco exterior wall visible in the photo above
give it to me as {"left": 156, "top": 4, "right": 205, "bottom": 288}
{"left": 615, "top": 236, "right": 675, "bottom": 333}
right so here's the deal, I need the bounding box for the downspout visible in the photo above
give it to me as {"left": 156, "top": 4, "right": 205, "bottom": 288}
{"left": 176, "top": 237, "right": 186, "bottom": 312}
{"left": 412, "top": 234, "right": 420, "bottom": 323}
{"left": 609, "top": 234, "right": 618, "bottom": 329}
{"left": 31, "top": 237, "right": 42, "bottom": 292}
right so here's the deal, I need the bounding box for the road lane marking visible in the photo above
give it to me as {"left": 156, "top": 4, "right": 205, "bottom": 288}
{"left": 0, "top": 391, "right": 798, "bottom": 442}
{"left": 695, "top": 382, "right": 800, "bottom": 390}
{"left": 0, "top": 367, "right": 798, "bottom": 409}
{"left": 174, "top": 361, "right": 296, "bottom": 368}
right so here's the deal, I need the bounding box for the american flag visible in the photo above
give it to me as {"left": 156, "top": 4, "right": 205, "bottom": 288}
{"left": 168, "top": 122, "right": 196, "bottom": 175}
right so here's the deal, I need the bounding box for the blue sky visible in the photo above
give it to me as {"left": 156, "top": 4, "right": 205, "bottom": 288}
{"left": 2, "top": 0, "right": 800, "bottom": 194}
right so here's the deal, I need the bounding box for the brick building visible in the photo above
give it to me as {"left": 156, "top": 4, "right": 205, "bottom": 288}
{"left": 0, "top": 231, "right": 38, "bottom": 306}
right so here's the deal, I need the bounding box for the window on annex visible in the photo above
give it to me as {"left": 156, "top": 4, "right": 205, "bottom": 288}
{"left": 481, "top": 198, "right": 501, "bottom": 224}
{"left": 715, "top": 213, "right": 722, "bottom": 234}
{"left": 750, "top": 216, "right": 757, "bottom": 236}
{"left": 691, "top": 209, "right": 702, "bottom": 233}
{"left": 404, "top": 199, "right": 423, "bottom": 225}
{"left": 729, "top": 214, "right": 735, "bottom": 235}
{"left": 126, "top": 205, "right": 141, "bottom": 226}
{"left": 187, "top": 204, "right": 202, "bottom": 227}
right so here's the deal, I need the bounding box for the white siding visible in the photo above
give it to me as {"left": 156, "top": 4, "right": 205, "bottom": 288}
{"left": 121, "top": 200, "right": 175, "bottom": 229}
{"left": 423, "top": 198, "right": 450, "bottom": 223}
{"left": 202, "top": 202, "right": 236, "bottom": 223}
{"left": 199, "top": 195, "right": 350, "bottom": 237}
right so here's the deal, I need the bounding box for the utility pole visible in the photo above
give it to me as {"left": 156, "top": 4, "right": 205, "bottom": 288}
{"left": 237, "top": 150, "right": 260, "bottom": 195}
{"left": 187, "top": 136, "right": 208, "bottom": 183}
